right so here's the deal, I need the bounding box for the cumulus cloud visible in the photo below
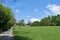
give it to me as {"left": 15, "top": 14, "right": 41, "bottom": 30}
{"left": 30, "top": 18, "right": 40, "bottom": 23}
{"left": 47, "top": 4, "right": 60, "bottom": 15}
{"left": 16, "top": 9, "right": 20, "bottom": 13}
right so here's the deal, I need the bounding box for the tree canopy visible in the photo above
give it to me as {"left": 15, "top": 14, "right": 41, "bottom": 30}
{"left": 0, "top": 4, "right": 16, "bottom": 31}
{"left": 27, "top": 15, "right": 60, "bottom": 26}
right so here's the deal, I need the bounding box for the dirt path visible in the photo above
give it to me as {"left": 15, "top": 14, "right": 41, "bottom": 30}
{"left": 0, "top": 27, "right": 14, "bottom": 40}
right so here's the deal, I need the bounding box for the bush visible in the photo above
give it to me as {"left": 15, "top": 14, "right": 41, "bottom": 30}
{"left": 0, "top": 4, "right": 16, "bottom": 31}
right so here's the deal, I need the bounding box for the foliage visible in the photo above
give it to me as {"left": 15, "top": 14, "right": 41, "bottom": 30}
{"left": 29, "top": 15, "right": 60, "bottom": 26}
{"left": 0, "top": 4, "right": 16, "bottom": 31}
{"left": 40, "top": 16, "right": 51, "bottom": 26}
{"left": 31, "top": 21, "right": 40, "bottom": 26}
{"left": 18, "top": 19, "right": 25, "bottom": 26}
{"left": 51, "top": 15, "right": 60, "bottom": 26}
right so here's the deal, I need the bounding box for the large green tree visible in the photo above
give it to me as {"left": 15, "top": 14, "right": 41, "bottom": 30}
{"left": 51, "top": 15, "right": 60, "bottom": 26}
{"left": 0, "top": 4, "right": 16, "bottom": 31}
{"left": 40, "top": 17, "right": 51, "bottom": 26}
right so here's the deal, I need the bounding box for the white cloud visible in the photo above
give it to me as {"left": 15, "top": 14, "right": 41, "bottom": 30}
{"left": 16, "top": 9, "right": 20, "bottom": 13}
{"left": 34, "top": 9, "right": 39, "bottom": 12}
{"left": 47, "top": 4, "right": 60, "bottom": 15}
{"left": 30, "top": 18, "right": 40, "bottom": 23}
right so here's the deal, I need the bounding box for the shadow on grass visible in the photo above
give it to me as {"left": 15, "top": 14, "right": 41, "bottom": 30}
{"left": 14, "top": 35, "right": 32, "bottom": 40}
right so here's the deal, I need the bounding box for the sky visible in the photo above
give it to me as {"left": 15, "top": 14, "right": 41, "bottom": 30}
{"left": 2, "top": 0, "right": 60, "bottom": 23}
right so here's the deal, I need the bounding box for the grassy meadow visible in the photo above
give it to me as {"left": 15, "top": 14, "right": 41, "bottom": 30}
{"left": 13, "top": 26, "right": 60, "bottom": 40}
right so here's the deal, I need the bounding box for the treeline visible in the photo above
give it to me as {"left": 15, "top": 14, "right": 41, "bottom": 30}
{"left": 27, "top": 15, "right": 60, "bottom": 26}
{"left": 17, "top": 15, "right": 60, "bottom": 26}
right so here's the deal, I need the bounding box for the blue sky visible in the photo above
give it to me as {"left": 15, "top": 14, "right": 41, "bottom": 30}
{"left": 3, "top": 0, "right": 60, "bottom": 23}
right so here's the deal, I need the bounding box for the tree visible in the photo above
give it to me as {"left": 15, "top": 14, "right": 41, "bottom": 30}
{"left": 40, "top": 15, "right": 60, "bottom": 26}
{"left": 18, "top": 19, "right": 25, "bottom": 26}
{"left": 7, "top": 18, "right": 16, "bottom": 29}
{"left": 56, "top": 15, "right": 60, "bottom": 26}
{"left": 0, "top": 4, "right": 15, "bottom": 31}
{"left": 51, "top": 15, "right": 60, "bottom": 26}
{"left": 40, "top": 16, "right": 51, "bottom": 26}
{"left": 27, "top": 15, "right": 60, "bottom": 26}
{"left": 31, "top": 21, "right": 40, "bottom": 26}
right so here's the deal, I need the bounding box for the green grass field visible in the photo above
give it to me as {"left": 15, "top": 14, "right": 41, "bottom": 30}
{"left": 13, "top": 26, "right": 60, "bottom": 40}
